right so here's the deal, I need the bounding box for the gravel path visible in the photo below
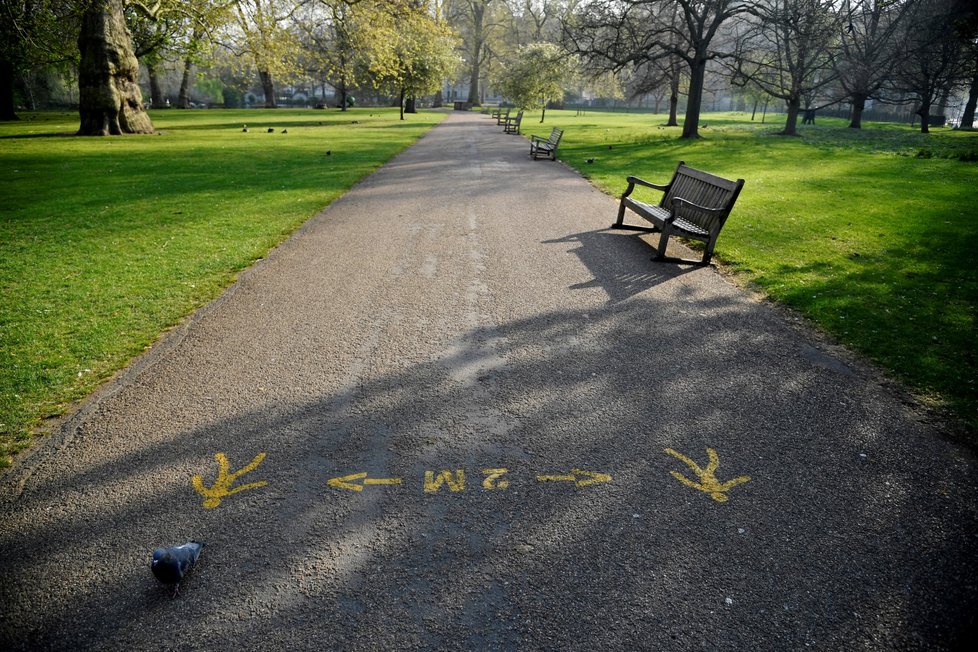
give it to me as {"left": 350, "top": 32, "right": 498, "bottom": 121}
{"left": 2, "top": 111, "right": 976, "bottom": 650}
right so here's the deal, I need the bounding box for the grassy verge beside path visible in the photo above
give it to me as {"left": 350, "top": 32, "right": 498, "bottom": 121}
{"left": 542, "top": 110, "right": 977, "bottom": 436}
{"left": 0, "top": 107, "right": 445, "bottom": 467}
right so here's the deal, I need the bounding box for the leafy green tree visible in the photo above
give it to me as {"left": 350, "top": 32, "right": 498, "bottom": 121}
{"left": 300, "top": 0, "right": 391, "bottom": 110}
{"left": 446, "top": 0, "right": 510, "bottom": 105}
{"left": 495, "top": 41, "right": 574, "bottom": 121}
{"left": 1, "top": 0, "right": 78, "bottom": 120}
{"left": 227, "top": 0, "right": 302, "bottom": 108}
{"left": 377, "top": 2, "right": 459, "bottom": 119}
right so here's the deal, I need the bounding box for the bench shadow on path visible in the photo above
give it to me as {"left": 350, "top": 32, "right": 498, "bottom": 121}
{"left": 543, "top": 229, "right": 696, "bottom": 302}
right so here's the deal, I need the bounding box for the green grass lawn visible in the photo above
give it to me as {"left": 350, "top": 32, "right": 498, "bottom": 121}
{"left": 535, "top": 109, "right": 977, "bottom": 435}
{"left": 0, "top": 107, "right": 445, "bottom": 466}
{"left": 2, "top": 107, "right": 976, "bottom": 468}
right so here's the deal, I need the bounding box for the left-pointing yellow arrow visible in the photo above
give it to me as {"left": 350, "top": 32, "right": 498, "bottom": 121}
{"left": 328, "top": 473, "right": 402, "bottom": 492}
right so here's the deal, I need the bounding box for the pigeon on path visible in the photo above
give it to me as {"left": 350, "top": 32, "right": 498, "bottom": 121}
{"left": 151, "top": 541, "right": 204, "bottom": 597}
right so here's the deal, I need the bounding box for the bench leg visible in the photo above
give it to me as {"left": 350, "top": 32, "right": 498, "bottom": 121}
{"left": 651, "top": 229, "right": 715, "bottom": 266}
{"left": 700, "top": 236, "right": 717, "bottom": 265}
{"left": 613, "top": 201, "right": 627, "bottom": 228}
{"left": 653, "top": 229, "right": 671, "bottom": 260}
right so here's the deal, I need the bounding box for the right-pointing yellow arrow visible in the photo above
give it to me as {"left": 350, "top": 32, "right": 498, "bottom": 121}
{"left": 536, "top": 469, "right": 612, "bottom": 487}
{"left": 571, "top": 469, "right": 612, "bottom": 487}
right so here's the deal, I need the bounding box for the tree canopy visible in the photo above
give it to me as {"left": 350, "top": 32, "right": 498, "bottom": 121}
{"left": 4, "top": 0, "right": 977, "bottom": 136}
{"left": 494, "top": 41, "right": 574, "bottom": 121}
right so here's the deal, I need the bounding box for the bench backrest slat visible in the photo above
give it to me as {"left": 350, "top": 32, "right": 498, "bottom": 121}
{"left": 661, "top": 162, "right": 743, "bottom": 233}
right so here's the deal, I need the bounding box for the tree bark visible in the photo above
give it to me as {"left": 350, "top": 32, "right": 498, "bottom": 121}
{"left": 781, "top": 95, "right": 801, "bottom": 136}
{"left": 466, "top": 1, "right": 486, "bottom": 106}
{"left": 77, "top": 0, "right": 154, "bottom": 135}
{"left": 849, "top": 94, "right": 867, "bottom": 129}
{"left": 177, "top": 57, "right": 193, "bottom": 108}
{"left": 667, "top": 72, "right": 679, "bottom": 127}
{"left": 467, "top": 56, "right": 481, "bottom": 106}
{"left": 961, "top": 65, "right": 978, "bottom": 129}
{"left": 917, "top": 100, "right": 931, "bottom": 134}
{"left": 681, "top": 56, "right": 707, "bottom": 138}
{"left": 259, "top": 70, "right": 276, "bottom": 108}
{"left": 147, "top": 63, "right": 164, "bottom": 109}
{"left": 336, "top": 77, "right": 348, "bottom": 111}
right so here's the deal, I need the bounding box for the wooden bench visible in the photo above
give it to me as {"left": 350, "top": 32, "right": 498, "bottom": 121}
{"left": 496, "top": 107, "right": 510, "bottom": 126}
{"left": 490, "top": 106, "right": 505, "bottom": 121}
{"left": 613, "top": 161, "right": 745, "bottom": 265}
{"left": 530, "top": 127, "right": 563, "bottom": 160}
{"left": 503, "top": 110, "right": 523, "bottom": 135}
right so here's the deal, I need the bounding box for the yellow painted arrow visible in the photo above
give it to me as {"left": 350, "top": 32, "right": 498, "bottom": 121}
{"left": 536, "top": 468, "right": 612, "bottom": 487}
{"left": 328, "top": 472, "right": 402, "bottom": 492}
{"left": 664, "top": 447, "right": 750, "bottom": 503}
{"left": 192, "top": 452, "right": 268, "bottom": 509}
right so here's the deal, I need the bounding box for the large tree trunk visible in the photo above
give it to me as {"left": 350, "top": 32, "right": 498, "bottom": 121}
{"left": 259, "top": 70, "right": 276, "bottom": 108}
{"left": 0, "top": 57, "right": 17, "bottom": 121}
{"left": 467, "top": 57, "right": 481, "bottom": 106}
{"left": 681, "top": 56, "right": 707, "bottom": 139}
{"left": 177, "top": 57, "right": 193, "bottom": 108}
{"left": 961, "top": 65, "right": 977, "bottom": 129}
{"left": 917, "top": 99, "right": 932, "bottom": 134}
{"left": 337, "top": 77, "right": 348, "bottom": 111}
{"left": 781, "top": 95, "right": 801, "bottom": 136}
{"left": 147, "top": 63, "right": 164, "bottom": 109}
{"left": 77, "top": 0, "right": 154, "bottom": 135}
{"left": 466, "top": 2, "right": 486, "bottom": 106}
{"left": 849, "top": 93, "right": 867, "bottom": 129}
{"left": 667, "top": 69, "right": 680, "bottom": 127}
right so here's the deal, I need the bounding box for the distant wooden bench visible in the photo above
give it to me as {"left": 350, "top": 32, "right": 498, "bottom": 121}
{"left": 496, "top": 108, "right": 510, "bottom": 126}
{"left": 530, "top": 127, "right": 563, "bottom": 160}
{"left": 613, "top": 161, "right": 745, "bottom": 265}
{"left": 503, "top": 110, "right": 523, "bottom": 135}
{"left": 490, "top": 106, "right": 505, "bottom": 120}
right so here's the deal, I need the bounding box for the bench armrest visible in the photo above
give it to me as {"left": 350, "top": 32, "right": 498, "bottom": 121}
{"left": 621, "top": 175, "right": 670, "bottom": 199}
{"left": 530, "top": 134, "right": 547, "bottom": 144}
{"left": 670, "top": 197, "right": 727, "bottom": 224}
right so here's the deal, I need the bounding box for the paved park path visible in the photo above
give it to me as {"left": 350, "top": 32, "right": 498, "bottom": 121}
{"left": 2, "top": 111, "right": 977, "bottom": 650}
